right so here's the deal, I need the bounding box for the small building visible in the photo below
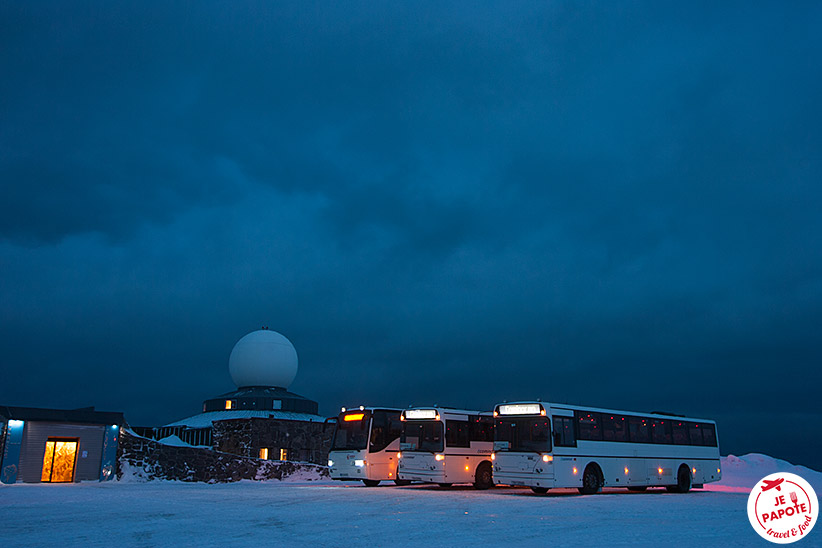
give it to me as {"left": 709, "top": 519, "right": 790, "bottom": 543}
{"left": 0, "top": 406, "right": 124, "bottom": 484}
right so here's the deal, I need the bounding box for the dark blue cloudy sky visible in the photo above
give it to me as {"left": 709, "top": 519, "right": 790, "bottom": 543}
{"left": 2, "top": 2, "right": 821, "bottom": 469}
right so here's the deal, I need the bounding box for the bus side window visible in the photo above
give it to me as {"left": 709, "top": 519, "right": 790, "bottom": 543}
{"left": 369, "top": 411, "right": 389, "bottom": 453}
{"left": 552, "top": 416, "right": 576, "bottom": 447}
{"left": 446, "top": 420, "right": 470, "bottom": 448}
{"left": 470, "top": 416, "right": 493, "bottom": 442}
{"left": 688, "top": 423, "right": 703, "bottom": 446}
{"left": 576, "top": 411, "right": 603, "bottom": 441}
{"left": 603, "top": 415, "right": 627, "bottom": 442}
{"left": 628, "top": 416, "right": 650, "bottom": 443}
{"left": 651, "top": 419, "right": 672, "bottom": 444}
{"left": 702, "top": 424, "right": 717, "bottom": 447}
{"left": 672, "top": 421, "right": 689, "bottom": 445}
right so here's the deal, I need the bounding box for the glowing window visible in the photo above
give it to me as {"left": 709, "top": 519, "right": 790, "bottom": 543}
{"left": 225, "top": 400, "right": 233, "bottom": 410}
{"left": 279, "top": 449, "right": 288, "bottom": 461}
{"left": 41, "top": 439, "right": 78, "bottom": 483}
{"left": 259, "top": 448, "right": 268, "bottom": 460}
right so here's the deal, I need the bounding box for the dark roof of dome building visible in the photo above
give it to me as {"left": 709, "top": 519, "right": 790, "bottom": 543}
{"left": 212, "top": 386, "right": 314, "bottom": 401}
{"left": 201, "top": 385, "right": 319, "bottom": 415}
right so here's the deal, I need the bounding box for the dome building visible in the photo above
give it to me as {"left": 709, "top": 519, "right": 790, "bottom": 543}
{"left": 152, "top": 328, "right": 333, "bottom": 464}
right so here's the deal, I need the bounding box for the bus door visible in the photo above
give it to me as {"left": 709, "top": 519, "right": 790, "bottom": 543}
{"left": 366, "top": 410, "right": 401, "bottom": 479}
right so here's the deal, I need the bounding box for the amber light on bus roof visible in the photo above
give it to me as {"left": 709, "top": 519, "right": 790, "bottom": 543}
{"left": 343, "top": 413, "right": 365, "bottom": 422}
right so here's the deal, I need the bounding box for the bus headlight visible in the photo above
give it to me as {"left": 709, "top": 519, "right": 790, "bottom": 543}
{"left": 491, "top": 453, "right": 495, "bottom": 460}
{"left": 435, "top": 454, "right": 445, "bottom": 461}
{"left": 397, "top": 452, "right": 402, "bottom": 459}
{"left": 542, "top": 454, "right": 553, "bottom": 463}
{"left": 354, "top": 459, "right": 365, "bottom": 467}
{"left": 328, "top": 459, "right": 334, "bottom": 467}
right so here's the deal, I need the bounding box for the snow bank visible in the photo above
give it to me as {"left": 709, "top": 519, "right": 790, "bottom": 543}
{"left": 118, "top": 460, "right": 155, "bottom": 483}
{"left": 707, "top": 453, "right": 822, "bottom": 493}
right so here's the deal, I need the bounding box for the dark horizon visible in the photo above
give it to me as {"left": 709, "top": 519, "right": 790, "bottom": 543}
{"left": 1, "top": 2, "right": 820, "bottom": 471}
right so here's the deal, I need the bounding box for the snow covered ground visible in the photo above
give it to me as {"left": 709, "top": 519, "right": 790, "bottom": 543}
{"left": 1, "top": 454, "right": 819, "bottom": 548}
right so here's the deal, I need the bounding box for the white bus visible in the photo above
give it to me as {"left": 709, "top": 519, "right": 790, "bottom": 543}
{"left": 397, "top": 407, "right": 495, "bottom": 489}
{"left": 328, "top": 407, "right": 409, "bottom": 487}
{"left": 491, "top": 401, "right": 721, "bottom": 494}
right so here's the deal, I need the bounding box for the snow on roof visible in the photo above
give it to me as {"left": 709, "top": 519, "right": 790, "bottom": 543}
{"left": 165, "top": 410, "right": 328, "bottom": 428}
{"left": 157, "top": 434, "right": 193, "bottom": 447}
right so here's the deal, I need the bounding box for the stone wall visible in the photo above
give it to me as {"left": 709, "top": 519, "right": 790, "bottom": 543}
{"left": 118, "top": 429, "right": 329, "bottom": 483}
{"left": 212, "top": 417, "right": 334, "bottom": 465}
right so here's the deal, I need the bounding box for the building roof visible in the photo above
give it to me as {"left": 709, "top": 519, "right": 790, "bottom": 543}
{"left": 164, "top": 410, "right": 329, "bottom": 429}
{"left": 210, "top": 386, "right": 315, "bottom": 401}
{"left": 0, "top": 405, "right": 125, "bottom": 425}
{"left": 203, "top": 385, "right": 319, "bottom": 415}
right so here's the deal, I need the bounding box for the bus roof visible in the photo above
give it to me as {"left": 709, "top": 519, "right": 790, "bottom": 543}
{"left": 402, "top": 406, "right": 492, "bottom": 419}
{"left": 495, "top": 400, "right": 716, "bottom": 424}
{"left": 339, "top": 406, "right": 404, "bottom": 413}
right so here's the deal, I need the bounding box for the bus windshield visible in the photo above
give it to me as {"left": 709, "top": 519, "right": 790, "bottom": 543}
{"left": 332, "top": 413, "right": 371, "bottom": 450}
{"left": 495, "top": 417, "right": 552, "bottom": 452}
{"left": 400, "top": 420, "right": 444, "bottom": 452}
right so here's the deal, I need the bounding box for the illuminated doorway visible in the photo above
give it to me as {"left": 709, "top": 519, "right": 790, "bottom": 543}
{"left": 41, "top": 439, "right": 78, "bottom": 483}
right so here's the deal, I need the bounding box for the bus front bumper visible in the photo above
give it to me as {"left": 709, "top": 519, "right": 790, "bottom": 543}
{"left": 493, "top": 468, "right": 554, "bottom": 488}
{"left": 397, "top": 468, "right": 446, "bottom": 483}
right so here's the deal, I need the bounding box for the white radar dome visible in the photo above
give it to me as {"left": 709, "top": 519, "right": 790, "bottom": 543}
{"left": 229, "top": 329, "right": 298, "bottom": 388}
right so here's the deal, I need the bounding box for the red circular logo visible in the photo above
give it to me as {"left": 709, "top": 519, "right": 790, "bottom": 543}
{"left": 748, "top": 473, "right": 818, "bottom": 544}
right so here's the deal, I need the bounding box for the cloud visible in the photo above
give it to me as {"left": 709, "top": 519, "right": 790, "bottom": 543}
{"left": 1, "top": 2, "right": 821, "bottom": 467}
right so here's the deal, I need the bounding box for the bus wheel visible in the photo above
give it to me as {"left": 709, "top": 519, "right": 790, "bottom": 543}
{"left": 667, "top": 465, "right": 691, "bottom": 493}
{"left": 438, "top": 483, "right": 452, "bottom": 488}
{"left": 578, "top": 464, "right": 602, "bottom": 495}
{"left": 362, "top": 479, "right": 380, "bottom": 487}
{"left": 394, "top": 479, "right": 412, "bottom": 486}
{"left": 627, "top": 486, "right": 647, "bottom": 492}
{"left": 531, "top": 486, "right": 549, "bottom": 494}
{"left": 473, "top": 461, "right": 493, "bottom": 490}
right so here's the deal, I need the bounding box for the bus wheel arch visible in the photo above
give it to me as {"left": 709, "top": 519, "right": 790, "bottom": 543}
{"left": 473, "top": 460, "right": 493, "bottom": 490}
{"left": 666, "top": 464, "right": 692, "bottom": 493}
{"left": 362, "top": 479, "right": 380, "bottom": 487}
{"left": 578, "top": 462, "right": 603, "bottom": 495}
